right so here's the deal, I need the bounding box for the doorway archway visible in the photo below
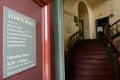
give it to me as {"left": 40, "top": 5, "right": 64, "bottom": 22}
{"left": 78, "top": 1, "right": 90, "bottom": 39}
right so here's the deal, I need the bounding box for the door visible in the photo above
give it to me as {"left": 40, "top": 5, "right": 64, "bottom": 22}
{"left": 0, "top": 0, "right": 54, "bottom": 80}
{"left": 79, "top": 20, "right": 84, "bottom": 39}
{"left": 96, "top": 17, "right": 109, "bottom": 40}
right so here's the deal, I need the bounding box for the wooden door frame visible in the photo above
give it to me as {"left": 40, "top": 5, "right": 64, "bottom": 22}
{"left": 34, "top": 0, "right": 54, "bottom": 80}
{"left": 34, "top": 0, "right": 65, "bottom": 80}
{"left": 0, "top": 0, "right": 54, "bottom": 80}
{"left": 79, "top": 20, "right": 84, "bottom": 39}
{"left": 95, "top": 16, "right": 109, "bottom": 39}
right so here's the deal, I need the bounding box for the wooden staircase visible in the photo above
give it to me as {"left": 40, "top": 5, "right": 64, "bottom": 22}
{"left": 65, "top": 40, "right": 116, "bottom": 80}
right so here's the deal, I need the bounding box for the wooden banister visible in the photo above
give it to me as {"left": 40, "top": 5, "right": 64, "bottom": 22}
{"left": 65, "top": 30, "right": 81, "bottom": 55}
{"left": 104, "top": 24, "right": 120, "bottom": 58}
{"left": 111, "top": 19, "right": 120, "bottom": 26}
{"left": 103, "top": 20, "right": 120, "bottom": 79}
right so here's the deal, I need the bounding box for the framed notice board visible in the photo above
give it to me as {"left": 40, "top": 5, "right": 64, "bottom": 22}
{"left": 3, "top": 6, "right": 36, "bottom": 78}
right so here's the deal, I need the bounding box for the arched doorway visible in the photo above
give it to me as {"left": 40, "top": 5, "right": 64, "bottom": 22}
{"left": 78, "top": 1, "right": 90, "bottom": 39}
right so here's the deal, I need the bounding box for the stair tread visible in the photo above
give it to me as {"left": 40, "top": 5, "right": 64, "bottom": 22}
{"left": 66, "top": 77, "right": 115, "bottom": 80}
{"left": 68, "top": 64, "right": 113, "bottom": 69}
{"left": 66, "top": 40, "right": 116, "bottom": 80}
{"left": 70, "top": 59, "right": 111, "bottom": 64}
{"left": 71, "top": 55, "right": 109, "bottom": 59}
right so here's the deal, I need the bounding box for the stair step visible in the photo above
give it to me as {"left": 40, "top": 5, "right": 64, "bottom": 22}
{"left": 70, "top": 59, "right": 111, "bottom": 64}
{"left": 71, "top": 54, "right": 109, "bottom": 59}
{"left": 74, "top": 51, "right": 107, "bottom": 53}
{"left": 68, "top": 70, "right": 115, "bottom": 76}
{"left": 74, "top": 50, "right": 106, "bottom": 53}
{"left": 68, "top": 64, "right": 114, "bottom": 69}
{"left": 65, "top": 40, "right": 116, "bottom": 80}
{"left": 66, "top": 77, "right": 115, "bottom": 80}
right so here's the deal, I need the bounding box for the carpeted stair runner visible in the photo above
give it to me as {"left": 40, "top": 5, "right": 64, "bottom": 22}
{"left": 66, "top": 40, "right": 116, "bottom": 80}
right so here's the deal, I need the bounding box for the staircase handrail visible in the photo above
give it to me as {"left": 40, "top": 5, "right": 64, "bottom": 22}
{"left": 65, "top": 30, "right": 81, "bottom": 55}
{"left": 111, "top": 19, "right": 120, "bottom": 27}
{"left": 104, "top": 23, "right": 120, "bottom": 58}
{"left": 103, "top": 20, "right": 120, "bottom": 79}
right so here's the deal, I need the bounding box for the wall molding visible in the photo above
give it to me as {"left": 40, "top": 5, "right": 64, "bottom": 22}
{"left": 34, "top": 0, "right": 48, "bottom": 7}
